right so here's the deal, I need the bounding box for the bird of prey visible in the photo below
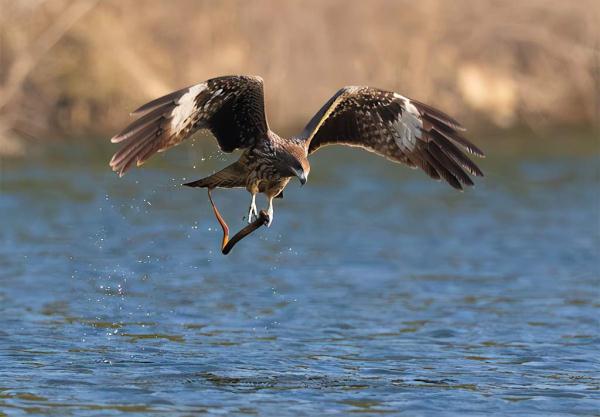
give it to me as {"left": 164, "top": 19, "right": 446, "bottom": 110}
{"left": 110, "top": 75, "right": 484, "bottom": 229}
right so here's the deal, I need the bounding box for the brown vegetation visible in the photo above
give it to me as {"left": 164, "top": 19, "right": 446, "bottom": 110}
{"left": 0, "top": 0, "right": 598, "bottom": 155}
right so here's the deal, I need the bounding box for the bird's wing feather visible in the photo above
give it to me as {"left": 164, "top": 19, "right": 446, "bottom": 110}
{"left": 296, "top": 86, "right": 484, "bottom": 190}
{"left": 182, "top": 161, "right": 248, "bottom": 189}
{"left": 110, "top": 75, "right": 268, "bottom": 176}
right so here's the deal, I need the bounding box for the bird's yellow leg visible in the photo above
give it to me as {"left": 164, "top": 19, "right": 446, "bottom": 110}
{"left": 207, "top": 188, "right": 229, "bottom": 251}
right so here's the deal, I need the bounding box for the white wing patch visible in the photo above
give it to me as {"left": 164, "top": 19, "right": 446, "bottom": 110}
{"left": 170, "top": 83, "right": 206, "bottom": 132}
{"left": 393, "top": 93, "right": 422, "bottom": 151}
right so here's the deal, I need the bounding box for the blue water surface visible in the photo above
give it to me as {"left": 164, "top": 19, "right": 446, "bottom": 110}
{"left": 0, "top": 136, "right": 599, "bottom": 416}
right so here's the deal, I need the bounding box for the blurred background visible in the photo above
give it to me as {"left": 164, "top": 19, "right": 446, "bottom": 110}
{"left": 1, "top": 2, "right": 599, "bottom": 415}
{"left": 0, "top": 0, "right": 598, "bottom": 155}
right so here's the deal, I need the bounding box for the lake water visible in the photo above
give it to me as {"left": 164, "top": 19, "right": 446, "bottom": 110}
{"left": 1, "top": 132, "right": 599, "bottom": 416}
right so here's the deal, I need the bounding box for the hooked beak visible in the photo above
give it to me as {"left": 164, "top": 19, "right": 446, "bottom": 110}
{"left": 295, "top": 169, "right": 307, "bottom": 186}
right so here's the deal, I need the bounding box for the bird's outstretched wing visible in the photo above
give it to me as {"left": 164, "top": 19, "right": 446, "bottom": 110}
{"left": 296, "top": 86, "right": 484, "bottom": 190}
{"left": 110, "top": 75, "right": 268, "bottom": 176}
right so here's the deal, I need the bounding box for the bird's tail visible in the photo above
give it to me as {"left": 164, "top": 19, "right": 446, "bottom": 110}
{"left": 183, "top": 161, "right": 247, "bottom": 189}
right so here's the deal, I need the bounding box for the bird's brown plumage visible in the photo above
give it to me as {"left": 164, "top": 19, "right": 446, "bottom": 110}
{"left": 109, "top": 75, "right": 484, "bottom": 231}
{"left": 295, "top": 86, "right": 484, "bottom": 190}
{"left": 109, "top": 75, "right": 269, "bottom": 177}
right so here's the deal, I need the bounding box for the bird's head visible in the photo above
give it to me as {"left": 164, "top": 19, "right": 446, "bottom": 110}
{"left": 278, "top": 144, "right": 310, "bottom": 186}
{"left": 294, "top": 158, "right": 310, "bottom": 186}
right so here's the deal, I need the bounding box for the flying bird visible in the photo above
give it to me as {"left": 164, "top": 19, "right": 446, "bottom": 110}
{"left": 110, "top": 75, "right": 484, "bottom": 230}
